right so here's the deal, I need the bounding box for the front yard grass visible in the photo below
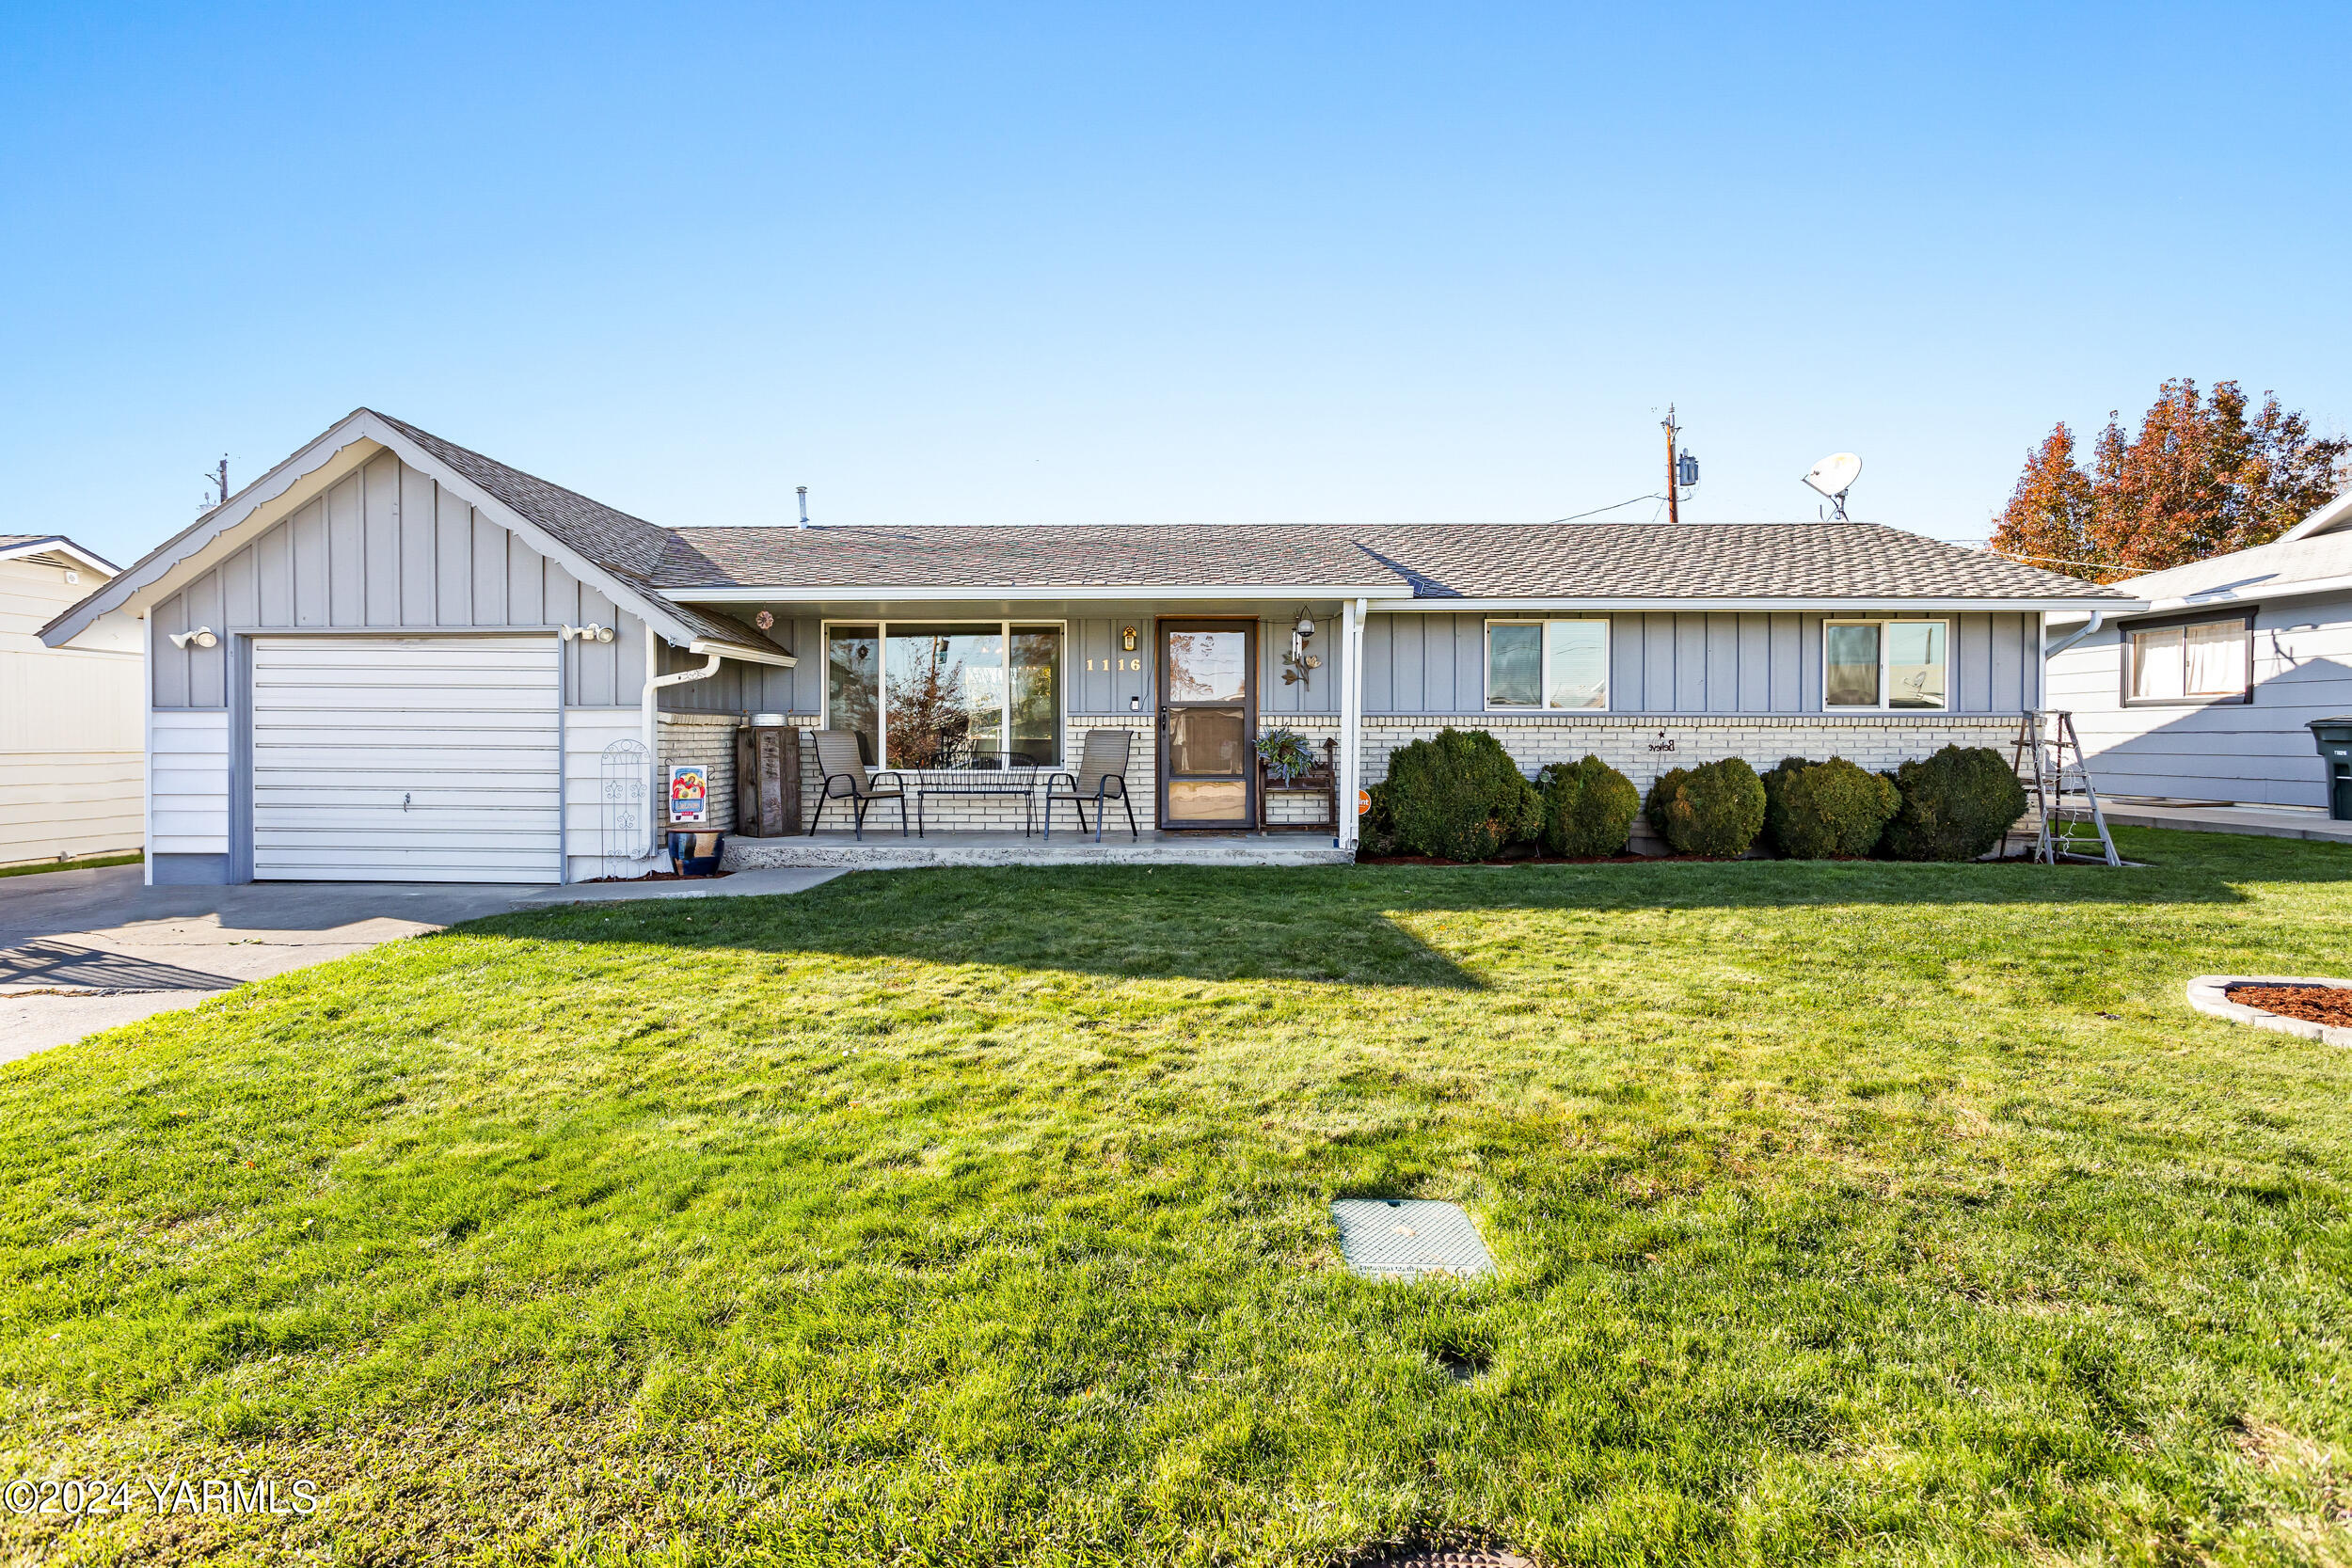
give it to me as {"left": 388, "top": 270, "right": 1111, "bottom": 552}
{"left": 6, "top": 827, "right": 2352, "bottom": 1565}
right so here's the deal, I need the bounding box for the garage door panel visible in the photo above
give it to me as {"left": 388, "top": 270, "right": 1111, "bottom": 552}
{"left": 252, "top": 635, "right": 564, "bottom": 884}
{"left": 252, "top": 690, "right": 567, "bottom": 715}
{"left": 257, "top": 817, "right": 564, "bottom": 841}
{"left": 253, "top": 654, "right": 558, "bottom": 673}
{"left": 252, "top": 777, "right": 563, "bottom": 802}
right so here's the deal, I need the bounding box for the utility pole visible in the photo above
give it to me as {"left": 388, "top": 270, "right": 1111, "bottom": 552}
{"left": 199, "top": 455, "right": 229, "bottom": 514}
{"left": 1661, "top": 406, "right": 1682, "bottom": 526}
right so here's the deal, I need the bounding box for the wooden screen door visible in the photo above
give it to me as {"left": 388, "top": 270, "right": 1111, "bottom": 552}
{"left": 1158, "top": 618, "right": 1257, "bottom": 829}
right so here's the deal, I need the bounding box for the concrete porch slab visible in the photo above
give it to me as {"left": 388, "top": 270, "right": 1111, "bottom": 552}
{"left": 724, "top": 830, "right": 1354, "bottom": 870}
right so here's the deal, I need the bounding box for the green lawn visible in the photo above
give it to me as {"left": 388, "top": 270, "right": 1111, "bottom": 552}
{"left": 7, "top": 829, "right": 2352, "bottom": 1566}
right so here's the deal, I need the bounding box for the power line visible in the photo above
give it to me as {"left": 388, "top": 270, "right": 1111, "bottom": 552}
{"left": 1541, "top": 492, "right": 1664, "bottom": 525}
{"left": 1980, "top": 546, "right": 2139, "bottom": 573}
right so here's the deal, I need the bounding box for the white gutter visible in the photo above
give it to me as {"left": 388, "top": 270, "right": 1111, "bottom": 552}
{"left": 668, "top": 584, "right": 1400, "bottom": 604}
{"left": 1365, "top": 595, "right": 2149, "bottom": 615}
{"left": 689, "top": 637, "right": 794, "bottom": 668}
{"left": 2042, "top": 609, "right": 2106, "bottom": 659}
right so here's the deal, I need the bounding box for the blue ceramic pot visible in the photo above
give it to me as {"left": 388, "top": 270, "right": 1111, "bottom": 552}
{"left": 666, "top": 831, "right": 726, "bottom": 878}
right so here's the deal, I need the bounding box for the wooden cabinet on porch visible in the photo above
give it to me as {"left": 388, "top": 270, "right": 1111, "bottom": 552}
{"left": 735, "top": 723, "right": 801, "bottom": 836}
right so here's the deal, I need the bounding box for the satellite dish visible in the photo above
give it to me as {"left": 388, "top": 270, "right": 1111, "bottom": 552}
{"left": 1803, "top": 452, "right": 1862, "bottom": 519}
{"left": 1804, "top": 453, "right": 1862, "bottom": 499}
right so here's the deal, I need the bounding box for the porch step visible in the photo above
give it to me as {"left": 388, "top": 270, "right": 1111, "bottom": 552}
{"left": 724, "top": 833, "right": 1355, "bottom": 870}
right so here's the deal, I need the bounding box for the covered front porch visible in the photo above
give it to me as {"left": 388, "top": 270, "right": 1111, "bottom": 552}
{"left": 653, "top": 586, "right": 1375, "bottom": 857}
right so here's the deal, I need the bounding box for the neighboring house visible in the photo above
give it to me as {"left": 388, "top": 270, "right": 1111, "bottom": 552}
{"left": 2, "top": 533, "right": 142, "bottom": 867}
{"left": 42, "top": 408, "right": 2133, "bottom": 885}
{"left": 2044, "top": 490, "right": 2352, "bottom": 811}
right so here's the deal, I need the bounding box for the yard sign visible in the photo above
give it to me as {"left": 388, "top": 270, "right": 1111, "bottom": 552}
{"left": 669, "top": 764, "right": 709, "bottom": 825}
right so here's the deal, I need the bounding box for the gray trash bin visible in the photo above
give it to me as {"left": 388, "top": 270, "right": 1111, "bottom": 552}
{"left": 2311, "top": 718, "right": 2352, "bottom": 821}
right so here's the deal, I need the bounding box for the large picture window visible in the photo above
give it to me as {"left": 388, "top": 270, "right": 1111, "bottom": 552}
{"left": 1823, "top": 620, "right": 1948, "bottom": 710}
{"left": 1485, "top": 619, "right": 1609, "bottom": 710}
{"left": 825, "top": 621, "right": 1063, "bottom": 767}
{"left": 2126, "top": 616, "right": 2251, "bottom": 705}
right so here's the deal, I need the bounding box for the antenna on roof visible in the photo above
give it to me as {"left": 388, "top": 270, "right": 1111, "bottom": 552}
{"left": 796, "top": 485, "right": 809, "bottom": 529}
{"left": 199, "top": 454, "right": 228, "bottom": 515}
{"left": 1802, "top": 452, "right": 1862, "bottom": 520}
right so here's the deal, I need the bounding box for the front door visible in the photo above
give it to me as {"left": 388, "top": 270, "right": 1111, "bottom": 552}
{"left": 1157, "top": 618, "right": 1256, "bottom": 829}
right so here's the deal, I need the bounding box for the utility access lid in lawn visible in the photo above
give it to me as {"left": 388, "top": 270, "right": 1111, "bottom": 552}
{"left": 1331, "top": 1198, "right": 1495, "bottom": 1280}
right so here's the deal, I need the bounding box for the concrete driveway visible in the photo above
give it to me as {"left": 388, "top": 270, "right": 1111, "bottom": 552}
{"left": 0, "top": 864, "right": 841, "bottom": 1064}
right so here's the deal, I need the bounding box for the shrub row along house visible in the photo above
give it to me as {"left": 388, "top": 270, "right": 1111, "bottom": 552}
{"left": 40, "top": 409, "right": 2136, "bottom": 883}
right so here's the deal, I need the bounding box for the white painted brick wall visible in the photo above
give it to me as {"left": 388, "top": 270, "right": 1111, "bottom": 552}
{"left": 771, "top": 711, "right": 2018, "bottom": 840}
{"left": 657, "top": 712, "right": 739, "bottom": 832}
{"left": 794, "top": 717, "right": 1161, "bottom": 833}
{"left": 1359, "top": 714, "right": 2021, "bottom": 795}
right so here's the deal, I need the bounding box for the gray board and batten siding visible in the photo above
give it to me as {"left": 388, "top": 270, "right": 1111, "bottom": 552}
{"left": 655, "top": 608, "right": 2042, "bottom": 722}
{"left": 1363, "top": 610, "right": 2038, "bottom": 715}
{"left": 656, "top": 614, "right": 1355, "bottom": 719}
{"left": 149, "top": 451, "right": 648, "bottom": 710}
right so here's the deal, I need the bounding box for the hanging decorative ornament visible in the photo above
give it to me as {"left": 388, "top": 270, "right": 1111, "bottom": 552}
{"left": 754, "top": 610, "right": 775, "bottom": 630}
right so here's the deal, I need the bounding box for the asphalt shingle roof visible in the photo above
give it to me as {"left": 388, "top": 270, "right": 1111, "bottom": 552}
{"left": 655, "top": 521, "right": 2125, "bottom": 601}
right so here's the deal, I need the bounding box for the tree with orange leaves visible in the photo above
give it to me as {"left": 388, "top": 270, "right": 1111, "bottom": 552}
{"left": 1990, "top": 379, "right": 2346, "bottom": 582}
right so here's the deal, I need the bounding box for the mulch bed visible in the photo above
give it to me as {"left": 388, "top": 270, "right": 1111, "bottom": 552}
{"left": 585, "top": 870, "right": 734, "bottom": 883}
{"left": 2227, "top": 984, "right": 2352, "bottom": 1029}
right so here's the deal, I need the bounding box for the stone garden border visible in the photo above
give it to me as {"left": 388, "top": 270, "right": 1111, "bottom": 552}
{"left": 2185, "top": 975, "right": 2352, "bottom": 1048}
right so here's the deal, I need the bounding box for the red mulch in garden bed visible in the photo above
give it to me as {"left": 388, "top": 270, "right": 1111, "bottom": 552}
{"left": 2227, "top": 984, "right": 2352, "bottom": 1029}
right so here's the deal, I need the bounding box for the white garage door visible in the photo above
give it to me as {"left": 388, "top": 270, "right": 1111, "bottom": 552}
{"left": 251, "top": 635, "right": 563, "bottom": 883}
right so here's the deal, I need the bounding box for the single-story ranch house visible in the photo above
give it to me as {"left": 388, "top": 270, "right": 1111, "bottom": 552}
{"left": 41, "top": 409, "right": 2136, "bottom": 883}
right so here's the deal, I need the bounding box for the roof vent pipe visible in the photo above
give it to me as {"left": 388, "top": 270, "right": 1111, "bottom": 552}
{"left": 797, "top": 486, "right": 809, "bottom": 529}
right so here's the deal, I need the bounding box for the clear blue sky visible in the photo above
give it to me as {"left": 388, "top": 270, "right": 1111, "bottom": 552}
{"left": 5, "top": 2, "right": 2345, "bottom": 569}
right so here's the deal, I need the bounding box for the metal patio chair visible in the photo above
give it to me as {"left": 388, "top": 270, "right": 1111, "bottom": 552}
{"left": 1042, "top": 729, "right": 1138, "bottom": 842}
{"left": 807, "top": 728, "right": 908, "bottom": 840}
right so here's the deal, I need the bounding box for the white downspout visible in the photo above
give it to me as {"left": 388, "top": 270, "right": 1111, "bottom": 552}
{"left": 643, "top": 641, "right": 723, "bottom": 856}
{"left": 140, "top": 611, "right": 154, "bottom": 886}
{"left": 2042, "top": 609, "right": 2106, "bottom": 663}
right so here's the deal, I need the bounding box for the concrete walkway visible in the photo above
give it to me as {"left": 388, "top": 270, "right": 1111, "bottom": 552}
{"left": 0, "top": 863, "right": 843, "bottom": 1064}
{"left": 2099, "top": 800, "right": 2352, "bottom": 844}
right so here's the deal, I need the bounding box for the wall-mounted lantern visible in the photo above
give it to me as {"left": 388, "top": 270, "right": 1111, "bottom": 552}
{"left": 1280, "top": 610, "right": 1322, "bottom": 688}
{"left": 1120, "top": 625, "right": 1138, "bottom": 652}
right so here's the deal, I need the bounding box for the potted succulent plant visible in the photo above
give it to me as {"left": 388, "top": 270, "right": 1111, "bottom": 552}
{"left": 1254, "top": 727, "right": 1320, "bottom": 784}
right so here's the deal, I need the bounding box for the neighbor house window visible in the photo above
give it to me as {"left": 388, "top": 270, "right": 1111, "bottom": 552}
{"left": 825, "top": 621, "right": 1063, "bottom": 766}
{"left": 1486, "top": 620, "right": 1610, "bottom": 710}
{"left": 1824, "top": 620, "right": 1948, "bottom": 710}
{"left": 2126, "top": 616, "right": 2251, "bottom": 705}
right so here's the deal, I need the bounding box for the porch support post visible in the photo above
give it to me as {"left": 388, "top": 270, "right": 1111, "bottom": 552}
{"left": 1340, "top": 597, "right": 1366, "bottom": 850}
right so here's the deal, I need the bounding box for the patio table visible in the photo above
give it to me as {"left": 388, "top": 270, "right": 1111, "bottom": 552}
{"left": 913, "top": 757, "right": 1046, "bottom": 837}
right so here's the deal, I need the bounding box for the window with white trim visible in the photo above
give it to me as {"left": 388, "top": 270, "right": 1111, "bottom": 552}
{"left": 824, "top": 620, "right": 1064, "bottom": 766}
{"left": 2125, "top": 616, "right": 2251, "bottom": 705}
{"left": 1823, "top": 619, "right": 1948, "bottom": 710}
{"left": 1485, "top": 619, "right": 1609, "bottom": 710}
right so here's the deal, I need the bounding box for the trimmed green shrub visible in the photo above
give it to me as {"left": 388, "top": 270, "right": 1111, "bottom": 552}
{"left": 1534, "top": 754, "right": 1640, "bottom": 858}
{"left": 1360, "top": 779, "right": 1399, "bottom": 857}
{"left": 1644, "top": 757, "right": 1767, "bottom": 858}
{"left": 1878, "top": 745, "right": 2029, "bottom": 862}
{"left": 1763, "top": 755, "right": 1900, "bottom": 859}
{"left": 1382, "top": 727, "right": 1544, "bottom": 863}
